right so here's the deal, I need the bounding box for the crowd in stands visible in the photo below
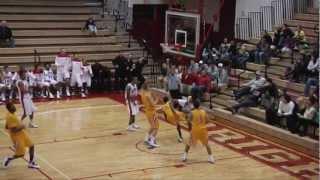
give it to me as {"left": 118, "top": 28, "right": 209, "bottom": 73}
{"left": 158, "top": 23, "right": 319, "bottom": 138}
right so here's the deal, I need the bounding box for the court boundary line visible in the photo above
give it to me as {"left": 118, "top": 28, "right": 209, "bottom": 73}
{"left": 0, "top": 129, "right": 71, "bottom": 180}
{"left": 72, "top": 156, "right": 245, "bottom": 180}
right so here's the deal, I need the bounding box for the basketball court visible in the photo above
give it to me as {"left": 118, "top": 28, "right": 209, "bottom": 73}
{"left": 0, "top": 94, "right": 318, "bottom": 180}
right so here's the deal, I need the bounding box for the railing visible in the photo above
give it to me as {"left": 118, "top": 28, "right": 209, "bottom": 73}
{"left": 235, "top": 0, "right": 314, "bottom": 41}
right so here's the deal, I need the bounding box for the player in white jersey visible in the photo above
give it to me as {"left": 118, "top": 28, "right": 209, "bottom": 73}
{"left": 81, "top": 60, "right": 93, "bottom": 95}
{"left": 125, "top": 76, "right": 140, "bottom": 131}
{"left": 40, "top": 64, "right": 57, "bottom": 99}
{"left": 16, "top": 69, "right": 38, "bottom": 128}
{"left": 26, "top": 70, "right": 36, "bottom": 98}
{"left": 71, "top": 55, "right": 86, "bottom": 97}
{"left": 1, "top": 66, "right": 14, "bottom": 101}
{"left": 55, "top": 48, "right": 71, "bottom": 97}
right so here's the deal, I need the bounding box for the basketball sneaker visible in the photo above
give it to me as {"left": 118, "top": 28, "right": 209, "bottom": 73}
{"left": 132, "top": 124, "right": 140, "bottom": 129}
{"left": 182, "top": 153, "right": 187, "bottom": 162}
{"left": 56, "top": 91, "right": 61, "bottom": 99}
{"left": 81, "top": 93, "right": 86, "bottom": 98}
{"left": 29, "top": 122, "right": 39, "bottom": 128}
{"left": 66, "top": 89, "right": 71, "bottom": 97}
{"left": 208, "top": 155, "right": 215, "bottom": 164}
{"left": 2, "top": 157, "right": 11, "bottom": 168}
{"left": 177, "top": 137, "right": 183, "bottom": 143}
{"left": 127, "top": 125, "right": 137, "bottom": 131}
{"left": 49, "top": 92, "right": 54, "bottom": 99}
{"left": 28, "top": 161, "right": 40, "bottom": 169}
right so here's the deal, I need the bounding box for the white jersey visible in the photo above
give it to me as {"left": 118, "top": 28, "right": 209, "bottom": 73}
{"left": 16, "top": 79, "right": 36, "bottom": 115}
{"left": 125, "top": 83, "right": 139, "bottom": 116}
{"left": 16, "top": 79, "right": 32, "bottom": 99}
{"left": 55, "top": 54, "right": 72, "bottom": 73}
{"left": 27, "top": 72, "right": 36, "bottom": 86}
{"left": 125, "top": 83, "right": 138, "bottom": 101}
{"left": 33, "top": 72, "right": 43, "bottom": 83}
{"left": 43, "top": 69, "right": 55, "bottom": 82}
{"left": 82, "top": 65, "right": 93, "bottom": 85}
{"left": 71, "top": 60, "right": 83, "bottom": 75}
{"left": 2, "top": 71, "right": 13, "bottom": 86}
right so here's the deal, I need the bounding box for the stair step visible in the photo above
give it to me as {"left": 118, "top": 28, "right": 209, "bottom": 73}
{"left": 0, "top": 6, "right": 101, "bottom": 14}
{"left": 0, "top": 14, "right": 112, "bottom": 22}
{"left": 0, "top": 1, "right": 101, "bottom": 7}
{"left": 8, "top": 21, "right": 107, "bottom": 30}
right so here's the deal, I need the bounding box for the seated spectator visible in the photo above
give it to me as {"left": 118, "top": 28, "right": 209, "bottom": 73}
{"left": 285, "top": 55, "right": 308, "bottom": 82}
{"left": 295, "top": 97, "right": 317, "bottom": 136}
{"left": 254, "top": 38, "right": 271, "bottom": 64}
{"left": 276, "top": 94, "right": 297, "bottom": 133}
{"left": 0, "top": 20, "right": 15, "bottom": 48}
{"left": 231, "top": 89, "right": 262, "bottom": 114}
{"left": 272, "top": 27, "right": 282, "bottom": 50}
{"left": 233, "top": 71, "right": 266, "bottom": 100}
{"left": 294, "top": 25, "right": 308, "bottom": 50}
{"left": 191, "top": 70, "right": 211, "bottom": 100}
{"left": 219, "top": 38, "right": 231, "bottom": 61}
{"left": 234, "top": 44, "right": 250, "bottom": 69}
{"left": 231, "top": 78, "right": 275, "bottom": 114}
{"left": 181, "top": 69, "right": 197, "bottom": 85}
{"left": 304, "top": 54, "right": 319, "bottom": 96}
{"left": 262, "top": 30, "right": 273, "bottom": 46}
{"left": 227, "top": 40, "right": 237, "bottom": 64}
{"left": 83, "top": 17, "right": 97, "bottom": 36}
{"left": 279, "top": 24, "right": 295, "bottom": 54}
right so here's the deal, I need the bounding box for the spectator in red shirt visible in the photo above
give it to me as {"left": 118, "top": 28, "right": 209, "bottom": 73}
{"left": 191, "top": 70, "right": 212, "bottom": 100}
{"left": 181, "top": 70, "right": 197, "bottom": 85}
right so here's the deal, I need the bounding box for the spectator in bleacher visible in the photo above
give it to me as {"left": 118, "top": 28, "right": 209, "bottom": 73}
{"left": 295, "top": 97, "right": 317, "bottom": 136}
{"left": 219, "top": 38, "right": 230, "bottom": 61}
{"left": 262, "top": 30, "right": 273, "bottom": 46}
{"left": 233, "top": 71, "right": 266, "bottom": 100}
{"left": 254, "top": 38, "right": 271, "bottom": 64}
{"left": 231, "top": 78, "right": 275, "bottom": 114}
{"left": 276, "top": 94, "right": 297, "bottom": 133}
{"left": 188, "top": 59, "right": 199, "bottom": 73}
{"left": 234, "top": 44, "right": 250, "bottom": 69}
{"left": 213, "top": 63, "right": 229, "bottom": 91}
{"left": 228, "top": 40, "right": 237, "bottom": 64}
{"left": 158, "top": 60, "right": 169, "bottom": 89}
{"left": 167, "top": 67, "right": 181, "bottom": 99}
{"left": 279, "top": 24, "right": 294, "bottom": 54}
{"left": 293, "top": 25, "right": 308, "bottom": 50}
{"left": 191, "top": 70, "right": 211, "bottom": 101}
{"left": 272, "top": 27, "right": 282, "bottom": 51}
{"left": 83, "top": 17, "right": 98, "bottom": 36}
{"left": 284, "top": 55, "right": 308, "bottom": 82}
{"left": 0, "top": 20, "right": 15, "bottom": 48}
{"left": 304, "top": 54, "right": 319, "bottom": 96}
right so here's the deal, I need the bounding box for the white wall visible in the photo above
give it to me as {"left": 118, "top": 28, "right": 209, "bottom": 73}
{"left": 235, "top": 0, "right": 272, "bottom": 19}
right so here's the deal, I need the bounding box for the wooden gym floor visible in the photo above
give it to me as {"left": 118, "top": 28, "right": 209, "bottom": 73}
{"left": 0, "top": 94, "right": 318, "bottom": 180}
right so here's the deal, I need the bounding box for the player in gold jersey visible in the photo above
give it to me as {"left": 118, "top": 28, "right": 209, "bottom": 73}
{"left": 182, "top": 100, "right": 214, "bottom": 163}
{"left": 140, "top": 82, "right": 160, "bottom": 148}
{"left": 2, "top": 102, "right": 40, "bottom": 169}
